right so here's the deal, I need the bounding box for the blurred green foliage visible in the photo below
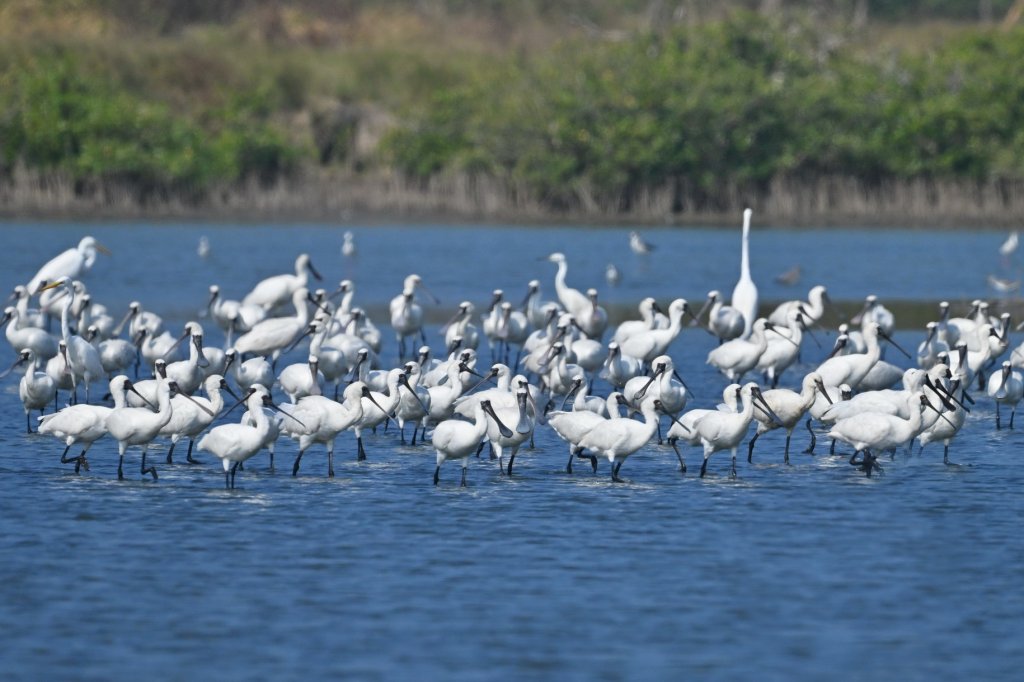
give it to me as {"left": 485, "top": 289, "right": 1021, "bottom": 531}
{"left": 383, "top": 13, "right": 1024, "bottom": 207}
{"left": 0, "top": 3, "right": 1023, "bottom": 205}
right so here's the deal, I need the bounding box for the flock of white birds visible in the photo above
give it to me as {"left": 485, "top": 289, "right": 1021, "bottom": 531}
{"left": 2, "top": 214, "right": 1020, "bottom": 489}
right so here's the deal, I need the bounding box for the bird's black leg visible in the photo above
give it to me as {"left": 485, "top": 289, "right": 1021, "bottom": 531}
{"left": 141, "top": 451, "right": 158, "bottom": 480}
{"left": 803, "top": 418, "right": 816, "bottom": 454}
{"left": 434, "top": 465, "right": 441, "bottom": 486}
{"left": 328, "top": 448, "right": 335, "bottom": 477}
{"left": 357, "top": 435, "right": 367, "bottom": 462}
{"left": 166, "top": 442, "right": 176, "bottom": 464}
{"left": 186, "top": 439, "right": 199, "bottom": 464}
{"left": 669, "top": 438, "right": 686, "bottom": 474}
{"left": 747, "top": 432, "right": 760, "bottom": 463}
{"left": 118, "top": 455, "right": 124, "bottom": 480}
{"left": 784, "top": 433, "right": 792, "bottom": 465}
{"left": 230, "top": 462, "right": 239, "bottom": 488}
{"left": 292, "top": 451, "right": 304, "bottom": 477}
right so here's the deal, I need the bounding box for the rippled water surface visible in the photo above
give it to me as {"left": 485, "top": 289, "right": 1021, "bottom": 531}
{"left": 1, "top": 221, "right": 1022, "bottom": 680}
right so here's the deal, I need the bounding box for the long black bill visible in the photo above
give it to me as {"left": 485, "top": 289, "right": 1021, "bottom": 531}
{"left": 482, "top": 400, "right": 513, "bottom": 438}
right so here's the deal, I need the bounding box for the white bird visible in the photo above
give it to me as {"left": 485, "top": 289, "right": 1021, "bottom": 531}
{"left": 432, "top": 399, "right": 512, "bottom": 486}
{"left": 394, "top": 361, "right": 432, "bottom": 445}
{"left": 27, "top": 236, "right": 110, "bottom": 294}
{"left": 629, "top": 230, "right": 655, "bottom": 255}
{"left": 623, "top": 355, "right": 689, "bottom": 426}
{"left": 112, "top": 300, "right": 164, "bottom": 340}
{"left": 851, "top": 294, "right": 895, "bottom": 336}
{"left": 486, "top": 387, "right": 535, "bottom": 475}
{"left": 37, "top": 375, "right": 144, "bottom": 473}
{"left": 38, "top": 277, "right": 104, "bottom": 403}
{"left": 352, "top": 368, "right": 408, "bottom": 461}
{"left": 576, "top": 288, "right": 608, "bottom": 340}
{"left": 755, "top": 309, "right": 809, "bottom": 387}
{"left": 617, "top": 298, "right": 692, "bottom": 365}
{"left": 566, "top": 375, "right": 609, "bottom": 416}
{"left": 815, "top": 323, "right": 908, "bottom": 390}
{"left": 918, "top": 386, "right": 968, "bottom": 466}
{"left": 45, "top": 340, "right": 75, "bottom": 406}
{"left": 986, "top": 361, "right": 1023, "bottom": 429}
{"left": 278, "top": 355, "right": 325, "bottom": 403}
{"left": 601, "top": 341, "right": 643, "bottom": 389}
{"left": 675, "top": 382, "right": 779, "bottom": 479}
{"left": 441, "top": 301, "right": 480, "bottom": 352}
{"left": 163, "top": 331, "right": 211, "bottom": 395}
{"left": 390, "top": 274, "right": 439, "bottom": 361}
{"left": 605, "top": 263, "right": 621, "bottom": 287}
{"left": 207, "top": 285, "right": 267, "bottom": 342}
{"left": 495, "top": 301, "right": 530, "bottom": 367}
{"left": 223, "top": 349, "right": 274, "bottom": 393}
{"left": 730, "top": 208, "right": 758, "bottom": 339}
{"left": 612, "top": 298, "right": 664, "bottom": 345}
{"left": 282, "top": 381, "right": 382, "bottom": 477}
{"left": 242, "top": 253, "right": 323, "bottom": 311}
{"left": 707, "top": 318, "right": 781, "bottom": 383}
{"left": 198, "top": 385, "right": 283, "bottom": 489}
{"left": 159, "top": 374, "right": 229, "bottom": 464}
{"left": 999, "top": 230, "right": 1018, "bottom": 257}
{"left": 8, "top": 285, "right": 47, "bottom": 329}
{"left": 1, "top": 306, "right": 59, "bottom": 361}
{"left": 106, "top": 377, "right": 187, "bottom": 480}
{"left": 747, "top": 372, "right": 828, "bottom": 465}
{"left": 576, "top": 397, "right": 675, "bottom": 482}
{"left": 547, "top": 392, "right": 627, "bottom": 473}
{"left": 828, "top": 393, "right": 946, "bottom": 477}
{"left": 523, "top": 280, "right": 560, "bottom": 329}
{"left": 197, "top": 236, "right": 211, "bottom": 259}
{"left": 341, "top": 231, "right": 356, "bottom": 258}
{"left": 917, "top": 321, "right": 949, "bottom": 369}
{"left": 233, "top": 287, "right": 315, "bottom": 366}
{"left": 768, "top": 285, "right": 830, "bottom": 328}
{"left": 666, "top": 384, "right": 742, "bottom": 473}
{"left": 695, "top": 290, "right": 745, "bottom": 344}
{"left": 545, "top": 252, "right": 590, "bottom": 320}
{"left": 4, "top": 349, "right": 56, "bottom": 433}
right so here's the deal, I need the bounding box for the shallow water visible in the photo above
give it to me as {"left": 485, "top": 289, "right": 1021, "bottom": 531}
{"left": 0, "top": 222, "right": 1022, "bottom": 680}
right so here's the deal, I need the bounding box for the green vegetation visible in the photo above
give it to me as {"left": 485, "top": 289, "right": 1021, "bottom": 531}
{"left": 1, "top": 1, "right": 1023, "bottom": 219}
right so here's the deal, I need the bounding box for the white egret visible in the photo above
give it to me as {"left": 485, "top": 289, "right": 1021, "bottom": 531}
{"left": 629, "top": 231, "right": 655, "bottom": 255}
{"left": 730, "top": 208, "right": 758, "bottom": 339}
{"left": 544, "top": 252, "right": 590, "bottom": 319}
{"left": 27, "top": 236, "right": 110, "bottom": 294}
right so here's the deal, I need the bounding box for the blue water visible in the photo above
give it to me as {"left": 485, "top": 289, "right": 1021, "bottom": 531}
{"left": 0, "top": 221, "right": 1022, "bottom": 680}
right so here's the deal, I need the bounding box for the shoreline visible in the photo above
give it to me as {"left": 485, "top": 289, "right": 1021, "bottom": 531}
{"left": 2, "top": 170, "right": 1024, "bottom": 229}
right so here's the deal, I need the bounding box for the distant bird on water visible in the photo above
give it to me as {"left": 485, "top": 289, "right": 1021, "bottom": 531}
{"left": 605, "top": 263, "right": 621, "bottom": 287}
{"left": 775, "top": 265, "right": 801, "bottom": 286}
{"left": 342, "top": 231, "right": 356, "bottom": 258}
{"left": 197, "top": 236, "right": 210, "bottom": 260}
{"left": 629, "top": 231, "right": 655, "bottom": 255}
{"left": 999, "top": 231, "right": 1018, "bottom": 258}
